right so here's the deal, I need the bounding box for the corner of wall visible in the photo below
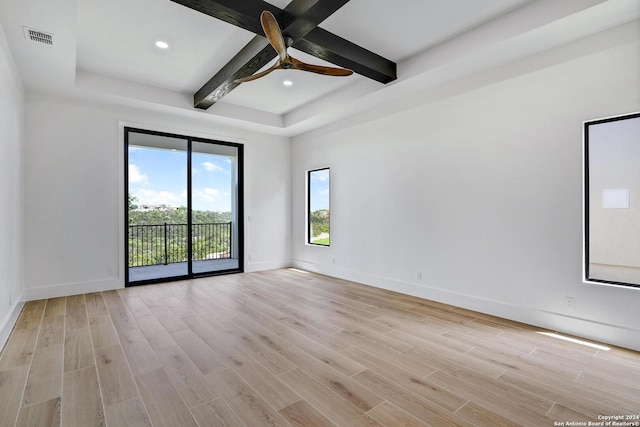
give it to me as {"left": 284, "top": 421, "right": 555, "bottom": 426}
{"left": 24, "top": 278, "right": 123, "bottom": 301}
{"left": 0, "top": 21, "right": 27, "bottom": 355}
{"left": 0, "top": 297, "right": 24, "bottom": 354}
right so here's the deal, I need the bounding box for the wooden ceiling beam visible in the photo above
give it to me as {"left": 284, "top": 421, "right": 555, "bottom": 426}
{"left": 171, "top": 0, "right": 397, "bottom": 109}
{"left": 169, "top": 0, "right": 280, "bottom": 35}
{"left": 293, "top": 28, "right": 396, "bottom": 84}
{"left": 193, "top": 37, "right": 272, "bottom": 109}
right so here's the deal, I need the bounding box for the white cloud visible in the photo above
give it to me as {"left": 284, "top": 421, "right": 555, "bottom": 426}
{"left": 202, "top": 161, "right": 223, "bottom": 172}
{"left": 128, "top": 164, "right": 148, "bottom": 184}
{"left": 195, "top": 188, "right": 220, "bottom": 203}
{"left": 134, "top": 189, "right": 186, "bottom": 206}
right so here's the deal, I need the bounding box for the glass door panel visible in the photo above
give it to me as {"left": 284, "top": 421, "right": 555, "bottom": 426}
{"left": 127, "top": 132, "right": 189, "bottom": 283}
{"left": 191, "top": 141, "right": 240, "bottom": 274}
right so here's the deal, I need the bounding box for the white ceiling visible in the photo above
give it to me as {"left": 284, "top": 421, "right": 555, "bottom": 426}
{"left": 1, "top": 0, "right": 638, "bottom": 136}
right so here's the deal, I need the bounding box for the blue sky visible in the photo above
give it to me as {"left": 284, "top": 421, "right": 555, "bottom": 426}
{"left": 309, "top": 168, "right": 330, "bottom": 211}
{"left": 128, "top": 146, "right": 232, "bottom": 212}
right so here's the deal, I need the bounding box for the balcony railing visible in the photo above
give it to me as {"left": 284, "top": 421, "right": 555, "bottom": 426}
{"left": 128, "top": 222, "right": 232, "bottom": 267}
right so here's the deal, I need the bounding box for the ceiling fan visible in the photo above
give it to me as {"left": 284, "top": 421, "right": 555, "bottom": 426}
{"left": 234, "top": 10, "right": 354, "bottom": 84}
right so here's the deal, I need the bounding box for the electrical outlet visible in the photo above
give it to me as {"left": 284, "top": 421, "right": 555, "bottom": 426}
{"left": 417, "top": 271, "right": 422, "bottom": 280}
{"left": 332, "top": 257, "right": 336, "bottom": 264}
{"left": 564, "top": 297, "right": 575, "bottom": 309}
{"left": 107, "top": 266, "right": 115, "bottom": 276}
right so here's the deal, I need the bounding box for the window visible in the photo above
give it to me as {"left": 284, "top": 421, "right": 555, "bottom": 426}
{"left": 584, "top": 112, "right": 640, "bottom": 288}
{"left": 308, "top": 168, "right": 330, "bottom": 246}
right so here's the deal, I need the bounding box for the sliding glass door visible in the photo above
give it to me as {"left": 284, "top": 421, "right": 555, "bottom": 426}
{"left": 125, "top": 128, "right": 243, "bottom": 285}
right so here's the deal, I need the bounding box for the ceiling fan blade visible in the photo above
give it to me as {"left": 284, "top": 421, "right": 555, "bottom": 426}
{"left": 234, "top": 61, "right": 282, "bottom": 83}
{"left": 261, "top": 11, "right": 288, "bottom": 62}
{"left": 290, "top": 56, "right": 353, "bottom": 77}
{"left": 235, "top": 11, "right": 352, "bottom": 84}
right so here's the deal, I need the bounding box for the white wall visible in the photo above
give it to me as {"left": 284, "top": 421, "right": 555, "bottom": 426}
{"left": 24, "top": 93, "right": 291, "bottom": 299}
{"left": 0, "top": 25, "right": 25, "bottom": 349}
{"left": 291, "top": 22, "right": 640, "bottom": 351}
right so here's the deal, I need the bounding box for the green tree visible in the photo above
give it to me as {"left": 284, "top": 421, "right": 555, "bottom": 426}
{"left": 310, "top": 209, "right": 330, "bottom": 235}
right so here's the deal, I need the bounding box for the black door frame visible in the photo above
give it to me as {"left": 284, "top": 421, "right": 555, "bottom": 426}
{"left": 124, "top": 126, "right": 244, "bottom": 286}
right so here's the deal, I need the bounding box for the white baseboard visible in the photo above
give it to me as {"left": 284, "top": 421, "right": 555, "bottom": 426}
{"left": 23, "top": 258, "right": 293, "bottom": 300}
{"left": 245, "top": 259, "right": 292, "bottom": 272}
{"left": 23, "top": 262, "right": 292, "bottom": 301}
{"left": 292, "top": 259, "right": 640, "bottom": 352}
{"left": 25, "top": 277, "right": 123, "bottom": 301}
{"left": 0, "top": 297, "right": 25, "bottom": 353}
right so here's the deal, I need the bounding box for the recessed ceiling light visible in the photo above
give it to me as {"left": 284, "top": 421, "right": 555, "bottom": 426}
{"left": 283, "top": 80, "right": 293, "bottom": 86}
{"left": 155, "top": 40, "right": 169, "bottom": 49}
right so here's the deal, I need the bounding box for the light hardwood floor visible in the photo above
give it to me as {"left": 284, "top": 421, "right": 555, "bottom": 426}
{"left": 1, "top": 269, "right": 639, "bottom": 427}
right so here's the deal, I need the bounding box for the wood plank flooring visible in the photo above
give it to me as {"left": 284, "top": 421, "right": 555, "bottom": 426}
{"left": 1, "top": 268, "right": 639, "bottom": 427}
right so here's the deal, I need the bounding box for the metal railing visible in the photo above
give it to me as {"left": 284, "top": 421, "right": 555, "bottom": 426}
{"left": 128, "top": 222, "right": 232, "bottom": 267}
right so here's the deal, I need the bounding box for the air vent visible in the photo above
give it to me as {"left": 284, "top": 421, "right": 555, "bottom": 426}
{"left": 23, "top": 27, "right": 54, "bottom": 45}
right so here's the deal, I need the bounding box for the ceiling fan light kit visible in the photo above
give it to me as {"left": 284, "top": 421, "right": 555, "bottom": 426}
{"left": 233, "top": 11, "right": 353, "bottom": 84}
